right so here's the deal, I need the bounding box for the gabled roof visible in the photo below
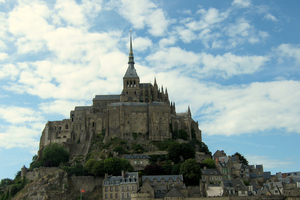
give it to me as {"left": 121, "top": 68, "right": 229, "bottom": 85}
{"left": 124, "top": 66, "right": 139, "bottom": 78}
{"left": 201, "top": 169, "right": 222, "bottom": 176}
{"left": 142, "top": 175, "right": 183, "bottom": 182}
{"left": 124, "top": 154, "right": 150, "bottom": 159}
{"left": 222, "top": 179, "right": 247, "bottom": 191}
{"left": 104, "top": 172, "right": 138, "bottom": 186}
{"left": 74, "top": 106, "right": 92, "bottom": 111}
{"left": 93, "top": 95, "right": 120, "bottom": 100}
{"left": 164, "top": 187, "right": 184, "bottom": 197}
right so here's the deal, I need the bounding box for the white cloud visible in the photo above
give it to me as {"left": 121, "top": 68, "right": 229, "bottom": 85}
{"left": 0, "top": 106, "right": 45, "bottom": 149}
{"left": 263, "top": 13, "right": 278, "bottom": 21}
{"left": 0, "top": 64, "right": 19, "bottom": 80}
{"left": 246, "top": 155, "right": 294, "bottom": 170}
{"left": 187, "top": 8, "right": 230, "bottom": 31}
{"left": 0, "top": 106, "right": 43, "bottom": 124}
{"left": 54, "top": 0, "right": 87, "bottom": 27}
{"left": 176, "top": 27, "right": 196, "bottom": 43}
{"left": 117, "top": 0, "right": 169, "bottom": 36}
{"left": 158, "top": 36, "right": 177, "bottom": 48}
{"left": 130, "top": 36, "right": 152, "bottom": 52}
{"left": 0, "top": 53, "right": 8, "bottom": 60}
{"left": 199, "top": 80, "right": 300, "bottom": 136}
{"left": 39, "top": 100, "right": 87, "bottom": 118}
{"left": 276, "top": 44, "right": 300, "bottom": 63}
{"left": 232, "top": 0, "right": 251, "bottom": 8}
{"left": 0, "top": 0, "right": 5, "bottom": 3}
{"left": 146, "top": 47, "right": 269, "bottom": 78}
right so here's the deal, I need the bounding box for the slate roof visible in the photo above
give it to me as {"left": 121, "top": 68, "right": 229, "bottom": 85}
{"left": 164, "top": 187, "right": 184, "bottom": 197}
{"left": 124, "top": 65, "right": 139, "bottom": 78}
{"left": 93, "top": 95, "right": 120, "bottom": 100}
{"left": 74, "top": 106, "right": 92, "bottom": 111}
{"left": 124, "top": 154, "right": 150, "bottom": 159}
{"left": 110, "top": 102, "right": 148, "bottom": 107}
{"left": 201, "top": 169, "right": 222, "bottom": 176}
{"left": 104, "top": 172, "right": 138, "bottom": 186}
{"left": 142, "top": 175, "right": 183, "bottom": 182}
{"left": 222, "top": 179, "right": 248, "bottom": 191}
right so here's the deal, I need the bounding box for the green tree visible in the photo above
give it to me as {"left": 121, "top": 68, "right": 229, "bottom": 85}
{"left": 167, "top": 143, "right": 195, "bottom": 164}
{"left": 91, "top": 160, "right": 105, "bottom": 176}
{"left": 180, "top": 159, "right": 201, "bottom": 186}
{"left": 159, "top": 160, "right": 173, "bottom": 175}
{"left": 84, "top": 159, "right": 97, "bottom": 174}
{"left": 113, "top": 146, "right": 127, "bottom": 154}
{"left": 42, "top": 143, "right": 70, "bottom": 167}
{"left": 144, "top": 164, "right": 164, "bottom": 175}
{"left": 202, "top": 158, "right": 216, "bottom": 169}
{"left": 0, "top": 178, "right": 13, "bottom": 187}
{"left": 171, "top": 163, "right": 182, "bottom": 175}
{"left": 102, "top": 157, "right": 134, "bottom": 176}
{"left": 232, "top": 152, "right": 249, "bottom": 165}
{"left": 178, "top": 129, "right": 189, "bottom": 140}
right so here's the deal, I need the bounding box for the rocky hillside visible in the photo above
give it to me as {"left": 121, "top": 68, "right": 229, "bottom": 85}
{"left": 13, "top": 170, "right": 102, "bottom": 200}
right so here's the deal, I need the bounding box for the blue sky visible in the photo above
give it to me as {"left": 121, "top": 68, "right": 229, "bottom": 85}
{"left": 1, "top": 0, "right": 300, "bottom": 180}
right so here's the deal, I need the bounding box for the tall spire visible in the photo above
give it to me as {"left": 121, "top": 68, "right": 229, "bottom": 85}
{"left": 128, "top": 30, "right": 135, "bottom": 65}
{"left": 124, "top": 31, "right": 138, "bottom": 78}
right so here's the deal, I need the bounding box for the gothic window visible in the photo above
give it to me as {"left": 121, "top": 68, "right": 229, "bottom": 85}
{"left": 105, "top": 187, "right": 108, "bottom": 192}
{"left": 110, "top": 187, "right": 113, "bottom": 191}
{"left": 122, "top": 186, "right": 125, "bottom": 191}
{"left": 65, "top": 124, "right": 68, "bottom": 129}
{"left": 105, "top": 194, "right": 107, "bottom": 199}
{"left": 115, "top": 187, "right": 118, "bottom": 191}
{"left": 59, "top": 126, "right": 61, "bottom": 130}
{"left": 134, "top": 80, "right": 136, "bottom": 87}
{"left": 92, "top": 122, "right": 95, "bottom": 127}
{"left": 122, "top": 193, "right": 125, "bottom": 198}
{"left": 110, "top": 194, "right": 113, "bottom": 198}
{"left": 127, "top": 193, "right": 130, "bottom": 197}
{"left": 130, "top": 81, "right": 132, "bottom": 87}
{"left": 116, "top": 193, "right": 118, "bottom": 198}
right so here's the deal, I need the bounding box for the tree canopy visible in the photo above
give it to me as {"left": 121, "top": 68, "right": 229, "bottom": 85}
{"left": 42, "top": 143, "right": 70, "bottom": 167}
{"left": 180, "top": 158, "right": 201, "bottom": 186}
{"left": 167, "top": 142, "right": 195, "bottom": 164}
{"left": 232, "top": 152, "right": 249, "bottom": 165}
{"left": 144, "top": 164, "right": 164, "bottom": 175}
{"left": 202, "top": 158, "right": 216, "bottom": 169}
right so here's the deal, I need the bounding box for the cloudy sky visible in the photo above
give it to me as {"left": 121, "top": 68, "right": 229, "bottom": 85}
{"left": 1, "top": 0, "right": 300, "bottom": 180}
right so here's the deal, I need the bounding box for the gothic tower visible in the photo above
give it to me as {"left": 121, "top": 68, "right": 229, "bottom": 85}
{"left": 121, "top": 32, "right": 140, "bottom": 102}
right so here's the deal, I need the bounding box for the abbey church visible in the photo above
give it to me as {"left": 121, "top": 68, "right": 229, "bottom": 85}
{"left": 38, "top": 35, "right": 202, "bottom": 155}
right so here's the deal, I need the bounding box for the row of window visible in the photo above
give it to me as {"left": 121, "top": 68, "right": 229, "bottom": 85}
{"left": 202, "top": 176, "right": 222, "bottom": 181}
{"left": 105, "top": 186, "right": 135, "bottom": 192}
{"left": 104, "top": 192, "right": 131, "bottom": 199}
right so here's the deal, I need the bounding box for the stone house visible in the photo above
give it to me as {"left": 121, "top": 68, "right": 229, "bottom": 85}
{"left": 102, "top": 171, "right": 139, "bottom": 200}
{"left": 232, "top": 163, "right": 250, "bottom": 181}
{"left": 201, "top": 168, "right": 223, "bottom": 184}
{"left": 215, "top": 156, "right": 234, "bottom": 180}
{"left": 142, "top": 175, "right": 184, "bottom": 198}
{"left": 222, "top": 179, "right": 248, "bottom": 197}
{"left": 213, "top": 150, "right": 227, "bottom": 160}
{"left": 123, "top": 154, "right": 150, "bottom": 171}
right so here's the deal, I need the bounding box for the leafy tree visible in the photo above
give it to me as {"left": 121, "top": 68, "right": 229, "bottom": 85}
{"left": 232, "top": 152, "right": 249, "bottom": 165}
{"left": 91, "top": 160, "right": 105, "bottom": 176}
{"left": 0, "top": 178, "right": 14, "bottom": 187}
{"left": 202, "top": 158, "right": 216, "bottom": 169}
{"left": 102, "top": 157, "right": 134, "bottom": 176}
{"left": 178, "top": 129, "right": 189, "bottom": 140}
{"left": 180, "top": 159, "right": 201, "bottom": 186}
{"left": 42, "top": 143, "right": 70, "bottom": 167}
{"left": 171, "top": 163, "right": 182, "bottom": 175}
{"left": 113, "top": 146, "right": 127, "bottom": 154}
{"left": 144, "top": 164, "right": 164, "bottom": 175}
{"left": 61, "top": 164, "right": 88, "bottom": 176}
{"left": 149, "top": 155, "right": 167, "bottom": 163}
{"left": 120, "top": 159, "right": 134, "bottom": 172}
{"left": 199, "top": 141, "right": 211, "bottom": 155}
{"left": 15, "top": 171, "right": 21, "bottom": 179}
{"left": 167, "top": 143, "right": 195, "bottom": 164}
{"left": 84, "top": 159, "right": 97, "bottom": 174}
{"left": 131, "top": 143, "right": 145, "bottom": 153}
{"left": 159, "top": 160, "right": 173, "bottom": 175}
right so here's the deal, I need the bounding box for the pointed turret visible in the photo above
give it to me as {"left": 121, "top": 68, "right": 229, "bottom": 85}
{"left": 188, "top": 105, "right": 191, "bottom": 117}
{"left": 121, "top": 31, "right": 140, "bottom": 102}
{"left": 124, "top": 31, "right": 138, "bottom": 78}
{"left": 165, "top": 88, "right": 169, "bottom": 103}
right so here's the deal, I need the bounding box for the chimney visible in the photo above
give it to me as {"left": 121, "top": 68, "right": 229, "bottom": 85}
{"left": 122, "top": 170, "right": 125, "bottom": 178}
{"left": 105, "top": 173, "right": 108, "bottom": 180}
{"left": 216, "top": 158, "right": 219, "bottom": 164}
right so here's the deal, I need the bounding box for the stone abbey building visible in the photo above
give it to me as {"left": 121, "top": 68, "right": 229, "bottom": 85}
{"left": 38, "top": 35, "right": 201, "bottom": 155}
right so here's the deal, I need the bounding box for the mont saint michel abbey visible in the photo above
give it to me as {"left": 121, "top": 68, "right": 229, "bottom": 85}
{"left": 38, "top": 35, "right": 202, "bottom": 155}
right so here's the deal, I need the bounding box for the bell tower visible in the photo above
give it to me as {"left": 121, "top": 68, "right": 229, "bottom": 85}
{"left": 121, "top": 31, "right": 140, "bottom": 102}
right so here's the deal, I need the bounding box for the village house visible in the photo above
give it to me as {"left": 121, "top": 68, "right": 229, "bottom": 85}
{"left": 123, "top": 154, "right": 150, "bottom": 171}
{"left": 102, "top": 171, "right": 139, "bottom": 200}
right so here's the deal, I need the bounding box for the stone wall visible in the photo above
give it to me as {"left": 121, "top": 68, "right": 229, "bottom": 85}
{"left": 70, "top": 176, "right": 103, "bottom": 192}
{"left": 24, "top": 167, "right": 60, "bottom": 181}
